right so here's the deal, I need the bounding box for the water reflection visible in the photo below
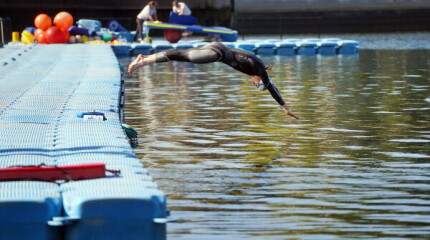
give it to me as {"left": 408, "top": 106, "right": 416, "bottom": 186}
{"left": 120, "top": 49, "right": 430, "bottom": 239}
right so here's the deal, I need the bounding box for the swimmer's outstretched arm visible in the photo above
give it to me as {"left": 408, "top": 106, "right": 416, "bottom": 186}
{"left": 128, "top": 54, "right": 157, "bottom": 74}
{"left": 281, "top": 104, "right": 299, "bottom": 119}
{"left": 262, "top": 76, "right": 299, "bottom": 119}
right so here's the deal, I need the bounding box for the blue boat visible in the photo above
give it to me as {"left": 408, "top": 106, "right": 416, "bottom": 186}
{"left": 143, "top": 12, "right": 238, "bottom": 43}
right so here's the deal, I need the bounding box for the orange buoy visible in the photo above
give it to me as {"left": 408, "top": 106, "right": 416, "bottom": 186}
{"left": 34, "top": 14, "right": 52, "bottom": 31}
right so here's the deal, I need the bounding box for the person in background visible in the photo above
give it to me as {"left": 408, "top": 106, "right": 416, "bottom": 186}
{"left": 134, "top": 1, "right": 158, "bottom": 42}
{"left": 128, "top": 42, "right": 299, "bottom": 119}
{"left": 172, "top": 1, "right": 192, "bottom": 16}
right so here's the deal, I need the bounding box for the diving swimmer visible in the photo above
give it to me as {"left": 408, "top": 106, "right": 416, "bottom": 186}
{"left": 128, "top": 42, "right": 299, "bottom": 119}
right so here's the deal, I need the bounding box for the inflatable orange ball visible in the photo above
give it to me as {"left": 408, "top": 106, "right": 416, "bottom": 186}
{"left": 34, "top": 28, "right": 43, "bottom": 38}
{"left": 35, "top": 31, "right": 48, "bottom": 44}
{"left": 164, "top": 29, "right": 182, "bottom": 43}
{"left": 46, "top": 26, "right": 64, "bottom": 44}
{"left": 34, "top": 14, "right": 52, "bottom": 31}
{"left": 54, "top": 12, "right": 74, "bottom": 31}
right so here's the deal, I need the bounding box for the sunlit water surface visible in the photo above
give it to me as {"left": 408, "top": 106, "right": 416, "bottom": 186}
{"left": 120, "top": 46, "right": 430, "bottom": 239}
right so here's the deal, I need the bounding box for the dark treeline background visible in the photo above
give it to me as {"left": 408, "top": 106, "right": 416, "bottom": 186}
{"left": 1, "top": 0, "right": 430, "bottom": 35}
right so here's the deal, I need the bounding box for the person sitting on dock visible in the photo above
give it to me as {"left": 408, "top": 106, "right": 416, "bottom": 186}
{"left": 128, "top": 42, "right": 299, "bottom": 119}
{"left": 134, "top": 1, "right": 158, "bottom": 42}
{"left": 172, "top": 1, "right": 192, "bottom": 16}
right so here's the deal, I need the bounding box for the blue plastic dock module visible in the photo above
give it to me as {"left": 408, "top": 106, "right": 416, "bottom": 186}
{"left": 153, "top": 43, "right": 173, "bottom": 53}
{"left": 255, "top": 43, "right": 276, "bottom": 55}
{"left": 276, "top": 41, "right": 297, "bottom": 56}
{"left": 59, "top": 188, "right": 167, "bottom": 240}
{"left": 0, "top": 44, "right": 167, "bottom": 240}
{"left": 111, "top": 44, "right": 131, "bottom": 56}
{"left": 297, "top": 41, "right": 318, "bottom": 55}
{"left": 318, "top": 41, "right": 338, "bottom": 55}
{"left": 132, "top": 43, "right": 153, "bottom": 55}
{"left": 0, "top": 181, "right": 62, "bottom": 240}
{"left": 236, "top": 43, "right": 256, "bottom": 54}
{"left": 338, "top": 40, "right": 359, "bottom": 54}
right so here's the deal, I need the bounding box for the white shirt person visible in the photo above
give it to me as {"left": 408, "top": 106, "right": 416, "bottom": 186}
{"left": 137, "top": 1, "right": 158, "bottom": 20}
{"left": 172, "top": 1, "right": 191, "bottom": 15}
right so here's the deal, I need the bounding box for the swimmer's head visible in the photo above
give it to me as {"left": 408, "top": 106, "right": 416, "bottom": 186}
{"left": 252, "top": 76, "right": 268, "bottom": 91}
{"left": 255, "top": 82, "right": 267, "bottom": 91}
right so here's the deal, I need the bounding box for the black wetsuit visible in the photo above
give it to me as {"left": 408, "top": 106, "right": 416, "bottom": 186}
{"left": 154, "top": 42, "right": 286, "bottom": 106}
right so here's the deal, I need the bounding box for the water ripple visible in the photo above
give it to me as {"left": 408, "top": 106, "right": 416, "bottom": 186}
{"left": 121, "top": 48, "right": 430, "bottom": 240}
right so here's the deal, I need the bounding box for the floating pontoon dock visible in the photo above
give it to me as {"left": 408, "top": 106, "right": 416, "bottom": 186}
{"left": 0, "top": 44, "right": 167, "bottom": 240}
{"left": 111, "top": 38, "right": 359, "bottom": 56}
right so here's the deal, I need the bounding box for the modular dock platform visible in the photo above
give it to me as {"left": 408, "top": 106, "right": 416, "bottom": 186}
{"left": 111, "top": 38, "right": 359, "bottom": 56}
{"left": 0, "top": 44, "right": 167, "bottom": 240}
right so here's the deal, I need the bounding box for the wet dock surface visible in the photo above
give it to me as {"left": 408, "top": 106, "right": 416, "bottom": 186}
{"left": 0, "top": 44, "right": 166, "bottom": 240}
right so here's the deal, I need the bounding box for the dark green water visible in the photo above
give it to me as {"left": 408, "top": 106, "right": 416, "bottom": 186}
{"left": 120, "top": 49, "right": 430, "bottom": 240}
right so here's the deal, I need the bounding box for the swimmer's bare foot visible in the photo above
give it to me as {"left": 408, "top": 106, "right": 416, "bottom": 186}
{"left": 128, "top": 54, "right": 147, "bottom": 74}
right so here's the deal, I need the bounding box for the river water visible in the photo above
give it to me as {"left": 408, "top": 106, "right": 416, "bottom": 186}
{"left": 119, "top": 36, "right": 430, "bottom": 239}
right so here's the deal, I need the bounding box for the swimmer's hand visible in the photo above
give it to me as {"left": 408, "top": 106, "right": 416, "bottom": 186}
{"left": 282, "top": 104, "right": 299, "bottom": 119}
{"left": 128, "top": 54, "right": 146, "bottom": 74}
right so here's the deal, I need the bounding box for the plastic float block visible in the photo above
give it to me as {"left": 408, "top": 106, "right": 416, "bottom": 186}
{"left": 58, "top": 187, "right": 168, "bottom": 240}
{"left": 236, "top": 43, "right": 256, "bottom": 54}
{"left": 132, "top": 44, "right": 153, "bottom": 55}
{"left": 297, "top": 41, "right": 317, "bottom": 56}
{"left": 318, "top": 42, "right": 338, "bottom": 55}
{"left": 153, "top": 44, "right": 173, "bottom": 53}
{"left": 255, "top": 43, "right": 276, "bottom": 55}
{"left": 276, "top": 42, "right": 297, "bottom": 56}
{"left": 0, "top": 181, "right": 62, "bottom": 240}
{"left": 111, "top": 45, "right": 131, "bottom": 56}
{"left": 338, "top": 40, "right": 359, "bottom": 54}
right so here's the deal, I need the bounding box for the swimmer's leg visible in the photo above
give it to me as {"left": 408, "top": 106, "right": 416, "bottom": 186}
{"left": 128, "top": 46, "right": 222, "bottom": 74}
{"left": 128, "top": 54, "right": 156, "bottom": 74}
{"left": 155, "top": 47, "right": 222, "bottom": 64}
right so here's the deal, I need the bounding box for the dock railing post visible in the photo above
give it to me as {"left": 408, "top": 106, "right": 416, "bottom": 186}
{"left": 0, "top": 17, "right": 4, "bottom": 47}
